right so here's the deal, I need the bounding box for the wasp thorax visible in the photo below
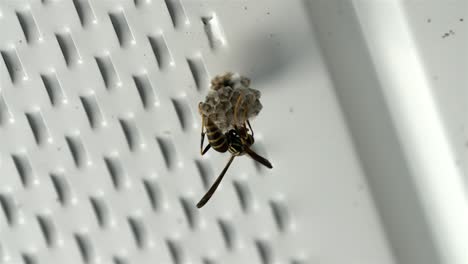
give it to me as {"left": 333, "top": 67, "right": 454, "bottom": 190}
{"left": 199, "top": 72, "right": 263, "bottom": 132}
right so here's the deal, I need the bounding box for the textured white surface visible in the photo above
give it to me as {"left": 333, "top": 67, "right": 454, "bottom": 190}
{"left": 0, "top": 1, "right": 466, "bottom": 264}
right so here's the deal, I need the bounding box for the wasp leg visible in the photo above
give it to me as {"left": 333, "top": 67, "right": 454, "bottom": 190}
{"left": 237, "top": 100, "right": 253, "bottom": 145}
{"left": 240, "top": 101, "right": 253, "bottom": 137}
{"left": 200, "top": 115, "right": 209, "bottom": 155}
{"left": 199, "top": 103, "right": 211, "bottom": 155}
{"left": 236, "top": 94, "right": 252, "bottom": 134}
{"left": 197, "top": 155, "right": 235, "bottom": 208}
{"left": 202, "top": 144, "right": 211, "bottom": 155}
{"left": 242, "top": 102, "right": 249, "bottom": 124}
{"left": 234, "top": 92, "right": 244, "bottom": 126}
{"left": 245, "top": 146, "right": 272, "bottom": 169}
{"left": 247, "top": 120, "right": 254, "bottom": 138}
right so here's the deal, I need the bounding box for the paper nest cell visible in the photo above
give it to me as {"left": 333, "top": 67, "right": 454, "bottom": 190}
{"left": 199, "top": 72, "right": 263, "bottom": 132}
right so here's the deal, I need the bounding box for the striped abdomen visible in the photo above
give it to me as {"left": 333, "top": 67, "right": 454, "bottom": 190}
{"left": 204, "top": 117, "right": 229, "bottom": 152}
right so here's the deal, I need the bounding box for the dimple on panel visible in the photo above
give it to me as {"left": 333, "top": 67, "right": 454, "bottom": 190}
{"left": 40, "top": 72, "right": 67, "bottom": 107}
{"left": 194, "top": 159, "right": 214, "bottom": 189}
{"left": 103, "top": 154, "right": 127, "bottom": 191}
{"left": 179, "top": 197, "right": 199, "bottom": 230}
{"left": 49, "top": 171, "right": 74, "bottom": 206}
{"left": 142, "top": 178, "right": 161, "bottom": 211}
{"left": 148, "top": 33, "right": 174, "bottom": 70}
{"left": 11, "top": 152, "right": 35, "bottom": 188}
{"left": 65, "top": 134, "right": 88, "bottom": 168}
{"left": 113, "top": 256, "right": 128, "bottom": 264}
{"left": 0, "top": 193, "right": 18, "bottom": 226}
{"left": 186, "top": 55, "right": 209, "bottom": 92}
{"left": 255, "top": 240, "right": 274, "bottom": 264}
{"left": 16, "top": 9, "right": 41, "bottom": 44}
{"left": 25, "top": 110, "right": 50, "bottom": 146}
{"left": 80, "top": 94, "right": 105, "bottom": 129}
{"left": 155, "top": 135, "right": 178, "bottom": 170}
{"left": 21, "top": 253, "right": 38, "bottom": 264}
{"left": 36, "top": 214, "right": 59, "bottom": 248}
{"left": 72, "top": 0, "right": 97, "bottom": 27}
{"left": 90, "top": 196, "right": 111, "bottom": 228}
{"left": 269, "top": 199, "right": 291, "bottom": 233}
{"left": 74, "top": 233, "right": 94, "bottom": 264}
{"left": 291, "top": 258, "right": 307, "bottom": 264}
{"left": 55, "top": 31, "right": 81, "bottom": 67}
{"left": 164, "top": 0, "right": 189, "bottom": 28}
{"left": 95, "top": 55, "right": 120, "bottom": 90}
{"left": 217, "top": 218, "right": 236, "bottom": 250}
{"left": 166, "top": 239, "right": 185, "bottom": 264}
{"left": 109, "top": 10, "right": 135, "bottom": 48}
{"left": 127, "top": 216, "right": 148, "bottom": 249}
{"left": 1, "top": 48, "right": 27, "bottom": 83}
{"left": 0, "top": 95, "right": 13, "bottom": 125}
{"left": 232, "top": 179, "right": 254, "bottom": 213}
{"left": 171, "top": 97, "right": 194, "bottom": 131}
{"left": 201, "top": 14, "right": 226, "bottom": 51}
{"left": 133, "top": 73, "right": 159, "bottom": 110}
{"left": 119, "top": 117, "right": 143, "bottom": 152}
{"left": 202, "top": 257, "right": 217, "bottom": 264}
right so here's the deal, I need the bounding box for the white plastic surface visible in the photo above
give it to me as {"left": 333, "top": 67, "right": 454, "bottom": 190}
{"left": 0, "top": 1, "right": 466, "bottom": 264}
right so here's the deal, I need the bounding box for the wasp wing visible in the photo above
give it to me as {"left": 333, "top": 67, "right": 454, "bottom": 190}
{"left": 245, "top": 146, "right": 273, "bottom": 169}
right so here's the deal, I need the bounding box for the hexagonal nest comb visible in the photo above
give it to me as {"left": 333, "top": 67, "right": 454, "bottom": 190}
{"left": 199, "top": 72, "right": 263, "bottom": 132}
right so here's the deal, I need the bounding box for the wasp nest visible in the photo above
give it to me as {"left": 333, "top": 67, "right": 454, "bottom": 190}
{"left": 199, "top": 72, "right": 263, "bottom": 132}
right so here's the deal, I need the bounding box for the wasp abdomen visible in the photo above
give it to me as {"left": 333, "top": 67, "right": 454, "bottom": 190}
{"left": 204, "top": 118, "right": 229, "bottom": 152}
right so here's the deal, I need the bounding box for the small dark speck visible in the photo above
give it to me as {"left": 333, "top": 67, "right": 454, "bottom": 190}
{"left": 244, "top": 6, "right": 247, "bottom": 10}
{"left": 427, "top": 19, "right": 431, "bottom": 23}
{"left": 19, "top": 40, "right": 23, "bottom": 43}
{"left": 266, "top": 12, "right": 270, "bottom": 15}
{"left": 465, "top": 141, "right": 468, "bottom": 148}
{"left": 460, "top": 18, "right": 464, "bottom": 22}
{"left": 57, "top": 147, "right": 61, "bottom": 151}
{"left": 442, "top": 30, "right": 455, "bottom": 38}
{"left": 289, "top": 107, "right": 294, "bottom": 113}
{"left": 269, "top": 33, "right": 273, "bottom": 38}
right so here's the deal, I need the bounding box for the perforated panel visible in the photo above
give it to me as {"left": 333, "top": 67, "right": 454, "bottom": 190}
{"left": 0, "top": 1, "right": 315, "bottom": 263}
{"left": 1, "top": 1, "right": 466, "bottom": 264}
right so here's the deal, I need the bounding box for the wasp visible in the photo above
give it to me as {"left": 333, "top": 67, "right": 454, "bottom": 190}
{"left": 196, "top": 96, "right": 272, "bottom": 208}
